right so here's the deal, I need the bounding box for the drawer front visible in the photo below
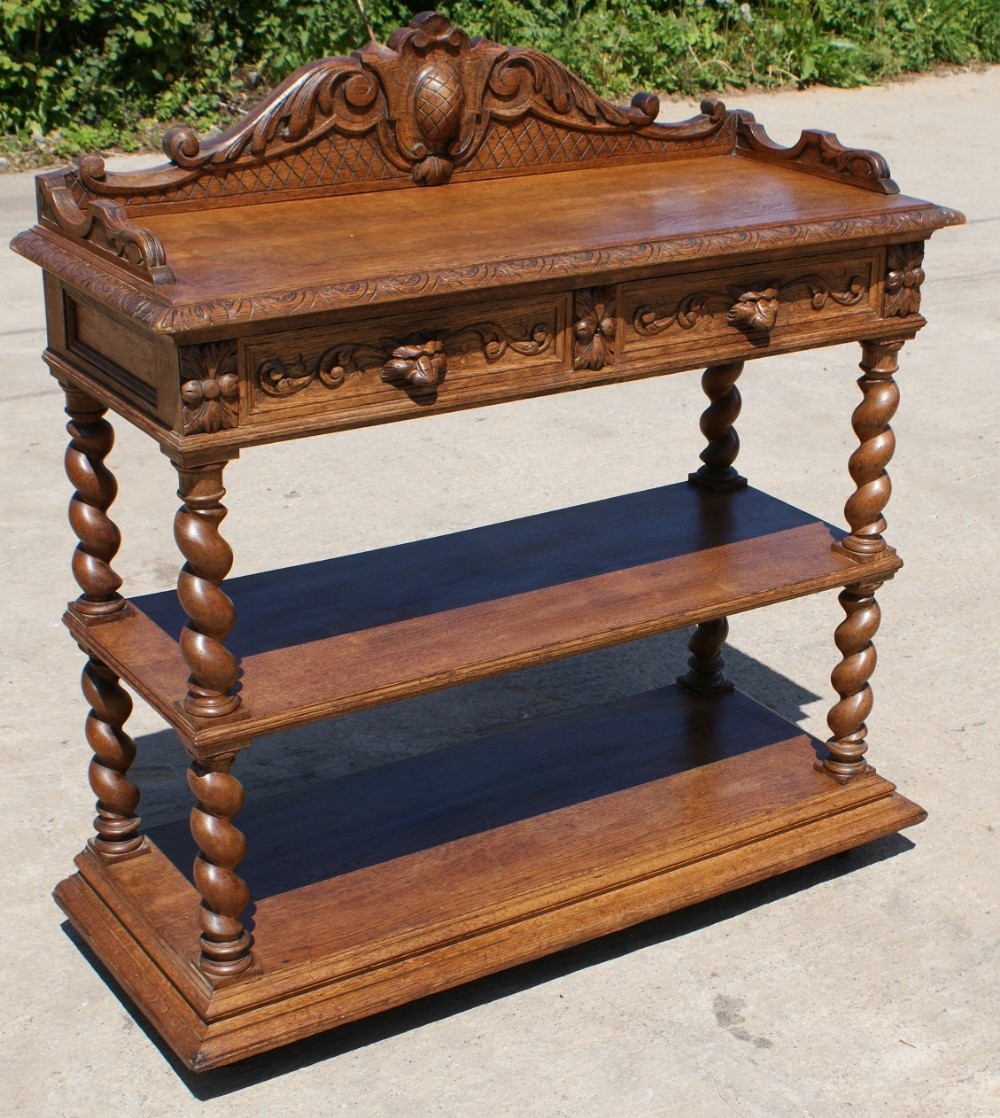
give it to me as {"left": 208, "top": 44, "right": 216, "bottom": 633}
{"left": 243, "top": 292, "right": 571, "bottom": 428}
{"left": 620, "top": 251, "right": 882, "bottom": 365}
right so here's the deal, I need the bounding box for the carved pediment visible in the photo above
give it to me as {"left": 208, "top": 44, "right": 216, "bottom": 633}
{"left": 56, "top": 11, "right": 731, "bottom": 215}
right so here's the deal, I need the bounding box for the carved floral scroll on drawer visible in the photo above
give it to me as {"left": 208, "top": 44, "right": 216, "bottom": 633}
{"left": 622, "top": 251, "right": 883, "bottom": 364}
{"left": 243, "top": 292, "right": 571, "bottom": 426}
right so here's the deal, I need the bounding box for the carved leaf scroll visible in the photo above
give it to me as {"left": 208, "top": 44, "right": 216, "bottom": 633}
{"left": 257, "top": 319, "right": 552, "bottom": 399}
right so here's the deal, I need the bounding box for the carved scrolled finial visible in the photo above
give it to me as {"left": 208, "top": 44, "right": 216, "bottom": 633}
{"left": 76, "top": 153, "right": 108, "bottom": 189}
{"left": 628, "top": 91, "right": 660, "bottom": 126}
{"left": 163, "top": 125, "right": 204, "bottom": 167}
{"left": 389, "top": 11, "right": 470, "bottom": 53}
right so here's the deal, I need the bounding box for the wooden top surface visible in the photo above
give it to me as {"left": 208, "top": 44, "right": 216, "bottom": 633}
{"left": 142, "top": 156, "right": 941, "bottom": 307}
{"left": 11, "top": 11, "right": 962, "bottom": 333}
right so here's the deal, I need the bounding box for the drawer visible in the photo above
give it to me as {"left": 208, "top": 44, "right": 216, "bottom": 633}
{"left": 243, "top": 292, "right": 571, "bottom": 427}
{"left": 620, "top": 251, "right": 882, "bottom": 364}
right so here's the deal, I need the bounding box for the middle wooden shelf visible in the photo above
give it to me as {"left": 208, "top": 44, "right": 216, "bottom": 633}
{"left": 66, "top": 481, "right": 903, "bottom": 752}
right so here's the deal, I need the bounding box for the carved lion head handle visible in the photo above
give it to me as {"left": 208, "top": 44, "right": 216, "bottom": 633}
{"left": 380, "top": 337, "right": 447, "bottom": 388}
{"left": 727, "top": 286, "right": 779, "bottom": 332}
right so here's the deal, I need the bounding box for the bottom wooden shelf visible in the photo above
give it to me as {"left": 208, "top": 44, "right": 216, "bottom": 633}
{"left": 55, "top": 685, "right": 925, "bottom": 1071}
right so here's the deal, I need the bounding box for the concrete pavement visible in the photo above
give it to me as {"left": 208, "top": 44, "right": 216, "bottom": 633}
{"left": 2, "top": 67, "right": 998, "bottom": 1116}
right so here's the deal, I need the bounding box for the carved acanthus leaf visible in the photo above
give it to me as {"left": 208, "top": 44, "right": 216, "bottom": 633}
{"left": 257, "top": 319, "right": 552, "bottom": 398}
{"left": 884, "top": 243, "right": 925, "bottom": 317}
{"left": 180, "top": 343, "right": 239, "bottom": 434}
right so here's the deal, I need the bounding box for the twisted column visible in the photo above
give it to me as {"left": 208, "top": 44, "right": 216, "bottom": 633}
{"left": 840, "top": 340, "right": 902, "bottom": 558}
{"left": 822, "top": 581, "right": 882, "bottom": 781}
{"left": 63, "top": 386, "right": 127, "bottom": 620}
{"left": 688, "top": 360, "right": 747, "bottom": 491}
{"left": 677, "top": 618, "right": 734, "bottom": 696}
{"left": 188, "top": 753, "right": 253, "bottom": 979}
{"left": 82, "top": 654, "right": 143, "bottom": 855}
{"left": 174, "top": 462, "right": 241, "bottom": 718}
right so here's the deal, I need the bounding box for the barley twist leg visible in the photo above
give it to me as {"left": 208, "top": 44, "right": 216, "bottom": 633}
{"left": 174, "top": 461, "right": 241, "bottom": 718}
{"left": 63, "top": 386, "right": 127, "bottom": 620}
{"left": 822, "top": 581, "right": 883, "bottom": 781}
{"left": 82, "top": 654, "right": 143, "bottom": 855}
{"left": 188, "top": 752, "right": 253, "bottom": 979}
{"left": 677, "top": 618, "right": 734, "bottom": 696}
{"left": 688, "top": 360, "right": 747, "bottom": 491}
{"left": 840, "top": 339, "right": 902, "bottom": 558}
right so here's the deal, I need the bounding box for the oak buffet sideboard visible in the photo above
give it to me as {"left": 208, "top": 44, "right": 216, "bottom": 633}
{"left": 12, "top": 12, "right": 963, "bottom": 1071}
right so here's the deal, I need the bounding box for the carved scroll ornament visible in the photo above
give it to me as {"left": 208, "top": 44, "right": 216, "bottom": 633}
{"left": 38, "top": 182, "right": 174, "bottom": 286}
{"left": 731, "top": 105, "right": 899, "bottom": 194}
{"left": 258, "top": 320, "right": 551, "bottom": 398}
{"left": 634, "top": 272, "right": 867, "bottom": 338}
{"left": 180, "top": 343, "right": 240, "bottom": 434}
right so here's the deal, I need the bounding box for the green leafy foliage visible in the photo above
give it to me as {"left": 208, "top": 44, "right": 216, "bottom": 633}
{"left": 1, "top": 1, "right": 997, "bottom": 154}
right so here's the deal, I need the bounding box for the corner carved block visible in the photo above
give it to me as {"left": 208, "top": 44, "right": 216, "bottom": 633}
{"left": 573, "top": 288, "right": 617, "bottom": 370}
{"left": 884, "top": 243, "right": 925, "bottom": 317}
{"left": 180, "top": 343, "right": 240, "bottom": 434}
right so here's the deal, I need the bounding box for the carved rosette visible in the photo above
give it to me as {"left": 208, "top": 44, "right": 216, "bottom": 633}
{"left": 257, "top": 320, "right": 551, "bottom": 398}
{"left": 884, "top": 243, "right": 925, "bottom": 317}
{"left": 574, "top": 288, "right": 617, "bottom": 370}
{"left": 180, "top": 343, "right": 240, "bottom": 434}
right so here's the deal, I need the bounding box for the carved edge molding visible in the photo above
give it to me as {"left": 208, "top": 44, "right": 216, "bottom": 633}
{"left": 37, "top": 180, "right": 175, "bottom": 286}
{"left": 729, "top": 104, "right": 899, "bottom": 194}
{"left": 884, "top": 243, "right": 925, "bottom": 317}
{"left": 180, "top": 342, "right": 240, "bottom": 433}
{"left": 10, "top": 206, "right": 963, "bottom": 335}
{"left": 256, "top": 319, "right": 552, "bottom": 399}
{"left": 633, "top": 270, "right": 869, "bottom": 338}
